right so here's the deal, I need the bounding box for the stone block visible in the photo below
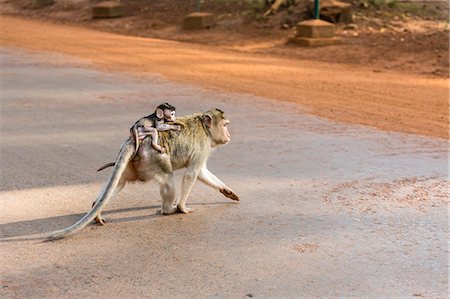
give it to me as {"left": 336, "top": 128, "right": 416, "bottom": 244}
{"left": 182, "top": 12, "right": 215, "bottom": 30}
{"left": 289, "top": 36, "right": 340, "bottom": 47}
{"left": 295, "top": 19, "right": 336, "bottom": 38}
{"left": 32, "top": 0, "right": 54, "bottom": 9}
{"left": 308, "top": 0, "right": 353, "bottom": 23}
{"left": 93, "top": 1, "right": 125, "bottom": 18}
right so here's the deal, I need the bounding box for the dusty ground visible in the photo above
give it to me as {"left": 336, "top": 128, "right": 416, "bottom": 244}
{"left": 1, "top": 0, "right": 449, "bottom": 67}
{"left": 0, "top": 16, "right": 448, "bottom": 139}
{"left": 1, "top": 0, "right": 449, "bottom": 82}
{"left": 1, "top": 0, "right": 449, "bottom": 77}
{"left": 0, "top": 48, "right": 448, "bottom": 298}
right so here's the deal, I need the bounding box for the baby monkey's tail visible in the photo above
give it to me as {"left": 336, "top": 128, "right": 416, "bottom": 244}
{"left": 97, "top": 162, "right": 115, "bottom": 172}
{"left": 98, "top": 128, "right": 140, "bottom": 172}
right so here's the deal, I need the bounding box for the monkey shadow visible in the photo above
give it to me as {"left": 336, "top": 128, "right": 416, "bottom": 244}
{"left": 0, "top": 202, "right": 236, "bottom": 242}
{"left": 0, "top": 205, "right": 159, "bottom": 242}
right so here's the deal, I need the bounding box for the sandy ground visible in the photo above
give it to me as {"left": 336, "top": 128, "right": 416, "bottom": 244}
{"left": 0, "top": 44, "right": 448, "bottom": 299}
{"left": 0, "top": 16, "right": 448, "bottom": 139}
{"left": 2, "top": 0, "right": 449, "bottom": 79}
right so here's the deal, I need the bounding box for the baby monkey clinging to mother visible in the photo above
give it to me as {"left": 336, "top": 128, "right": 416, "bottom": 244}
{"left": 130, "top": 102, "right": 181, "bottom": 157}
{"left": 96, "top": 102, "right": 180, "bottom": 173}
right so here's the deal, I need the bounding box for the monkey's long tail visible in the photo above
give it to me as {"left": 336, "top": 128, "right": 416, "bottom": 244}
{"left": 47, "top": 140, "right": 134, "bottom": 240}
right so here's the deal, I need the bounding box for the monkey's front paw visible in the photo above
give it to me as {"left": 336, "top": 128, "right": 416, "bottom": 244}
{"left": 220, "top": 188, "right": 239, "bottom": 201}
{"left": 176, "top": 205, "right": 193, "bottom": 214}
{"left": 175, "top": 125, "right": 182, "bottom": 131}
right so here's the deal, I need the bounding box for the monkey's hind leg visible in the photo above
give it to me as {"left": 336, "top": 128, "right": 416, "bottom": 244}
{"left": 156, "top": 173, "right": 177, "bottom": 215}
{"left": 92, "top": 201, "right": 106, "bottom": 225}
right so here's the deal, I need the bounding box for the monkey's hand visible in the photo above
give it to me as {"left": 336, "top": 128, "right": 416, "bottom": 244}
{"left": 174, "top": 125, "right": 182, "bottom": 131}
{"left": 220, "top": 188, "right": 239, "bottom": 201}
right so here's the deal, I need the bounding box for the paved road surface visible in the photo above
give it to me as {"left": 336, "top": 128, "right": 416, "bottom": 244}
{"left": 1, "top": 48, "right": 448, "bottom": 298}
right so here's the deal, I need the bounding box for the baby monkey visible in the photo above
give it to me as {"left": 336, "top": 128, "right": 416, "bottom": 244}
{"left": 131, "top": 102, "right": 181, "bottom": 157}
{"left": 96, "top": 103, "right": 180, "bottom": 173}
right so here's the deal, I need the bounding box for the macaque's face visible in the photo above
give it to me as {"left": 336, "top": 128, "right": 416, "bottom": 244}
{"left": 163, "top": 109, "right": 176, "bottom": 122}
{"left": 209, "top": 117, "right": 231, "bottom": 145}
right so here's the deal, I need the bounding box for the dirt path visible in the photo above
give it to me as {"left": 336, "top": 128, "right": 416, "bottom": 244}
{"left": 0, "top": 48, "right": 447, "bottom": 298}
{"left": 0, "top": 15, "right": 448, "bottom": 139}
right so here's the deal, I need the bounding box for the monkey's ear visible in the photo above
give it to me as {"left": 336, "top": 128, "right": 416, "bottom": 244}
{"left": 156, "top": 108, "right": 164, "bottom": 119}
{"left": 202, "top": 113, "right": 212, "bottom": 128}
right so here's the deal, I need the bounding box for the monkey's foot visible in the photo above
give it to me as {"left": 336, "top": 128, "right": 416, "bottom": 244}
{"left": 93, "top": 216, "right": 106, "bottom": 226}
{"left": 176, "top": 205, "right": 193, "bottom": 214}
{"left": 161, "top": 206, "right": 177, "bottom": 215}
{"left": 220, "top": 188, "right": 240, "bottom": 201}
{"left": 153, "top": 145, "right": 166, "bottom": 154}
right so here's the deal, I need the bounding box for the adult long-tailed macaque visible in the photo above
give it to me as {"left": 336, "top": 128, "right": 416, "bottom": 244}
{"left": 48, "top": 108, "right": 239, "bottom": 240}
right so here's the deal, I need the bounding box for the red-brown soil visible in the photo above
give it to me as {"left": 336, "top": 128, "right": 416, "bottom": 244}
{"left": 1, "top": 14, "right": 448, "bottom": 138}
{"left": 1, "top": 0, "right": 449, "bottom": 139}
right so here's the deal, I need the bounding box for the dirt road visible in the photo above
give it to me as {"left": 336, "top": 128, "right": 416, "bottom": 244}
{"left": 0, "top": 45, "right": 448, "bottom": 298}
{"left": 0, "top": 16, "right": 448, "bottom": 139}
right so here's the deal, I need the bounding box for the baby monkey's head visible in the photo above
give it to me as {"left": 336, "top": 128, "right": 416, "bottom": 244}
{"left": 156, "top": 102, "right": 177, "bottom": 122}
